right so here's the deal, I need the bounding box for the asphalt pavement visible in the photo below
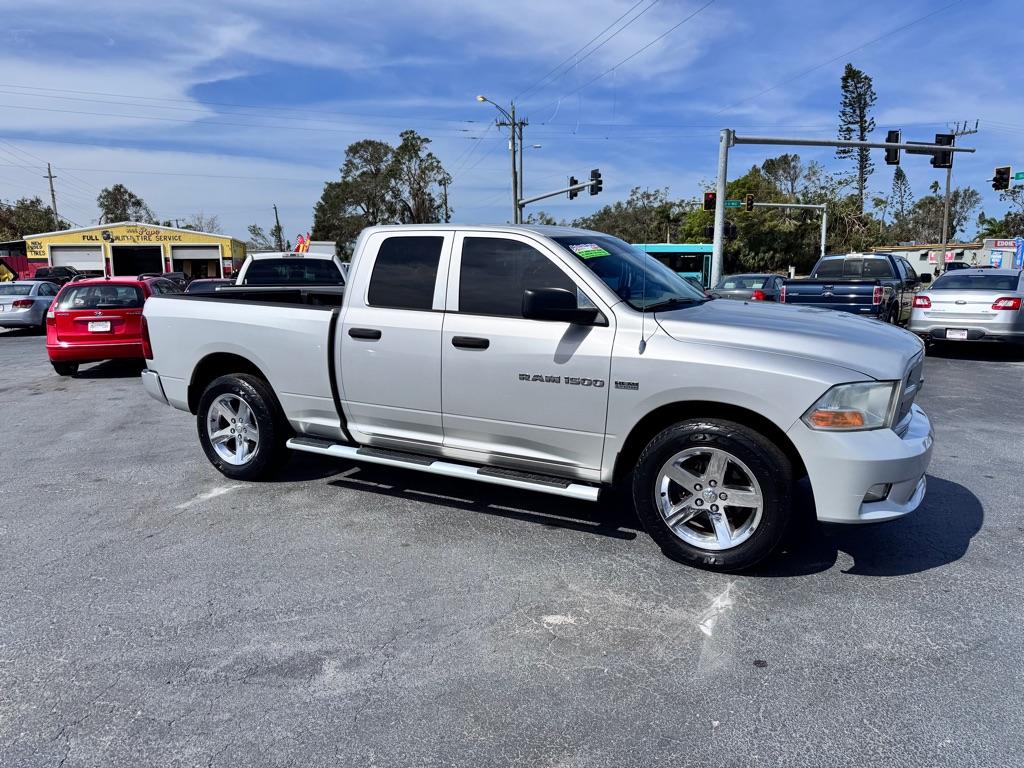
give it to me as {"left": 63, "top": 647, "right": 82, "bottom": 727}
{"left": 0, "top": 328, "right": 1021, "bottom": 767}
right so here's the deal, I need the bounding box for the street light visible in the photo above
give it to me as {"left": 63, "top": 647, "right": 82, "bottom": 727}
{"left": 477, "top": 94, "right": 520, "bottom": 223}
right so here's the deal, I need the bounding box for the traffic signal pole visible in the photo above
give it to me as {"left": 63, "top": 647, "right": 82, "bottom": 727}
{"left": 710, "top": 131, "right": 976, "bottom": 288}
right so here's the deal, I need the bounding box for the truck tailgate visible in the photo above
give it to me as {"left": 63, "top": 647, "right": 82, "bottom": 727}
{"left": 783, "top": 280, "right": 879, "bottom": 313}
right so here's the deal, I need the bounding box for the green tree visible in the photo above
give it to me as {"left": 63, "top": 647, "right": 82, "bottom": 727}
{"left": 0, "top": 196, "right": 67, "bottom": 239}
{"left": 96, "top": 184, "right": 157, "bottom": 224}
{"left": 976, "top": 187, "right": 1024, "bottom": 238}
{"left": 902, "top": 181, "right": 981, "bottom": 242}
{"left": 246, "top": 223, "right": 290, "bottom": 252}
{"left": 312, "top": 131, "right": 453, "bottom": 251}
{"left": 572, "top": 187, "right": 685, "bottom": 244}
{"left": 835, "top": 63, "right": 877, "bottom": 212}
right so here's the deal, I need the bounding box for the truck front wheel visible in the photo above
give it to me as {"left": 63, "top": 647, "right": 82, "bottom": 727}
{"left": 197, "top": 374, "right": 288, "bottom": 480}
{"left": 632, "top": 419, "right": 793, "bottom": 572}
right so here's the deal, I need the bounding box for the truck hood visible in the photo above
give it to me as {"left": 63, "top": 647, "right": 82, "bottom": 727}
{"left": 655, "top": 299, "right": 924, "bottom": 380}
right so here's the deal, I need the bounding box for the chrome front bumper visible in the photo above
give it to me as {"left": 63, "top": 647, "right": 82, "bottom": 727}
{"left": 787, "top": 404, "right": 934, "bottom": 524}
{"left": 140, "top": 369, "right": 169, "bottom": 405}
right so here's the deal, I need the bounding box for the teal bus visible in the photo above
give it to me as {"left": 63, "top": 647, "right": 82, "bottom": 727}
{"left": 633, "top": 243, "right": 713, "bottom": 288}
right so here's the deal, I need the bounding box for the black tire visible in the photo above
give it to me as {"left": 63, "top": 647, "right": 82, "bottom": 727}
{"left": 631, "top": 419, "right": 793, "bottom": 572}
{"left": 887, "top": 303, "right": 901, "bottom": 324}
{"left": 197, "top": 373, "right": 289, "bottom": 480}
{"left": 52, "top": 362, "right": 78, "bottom": 376}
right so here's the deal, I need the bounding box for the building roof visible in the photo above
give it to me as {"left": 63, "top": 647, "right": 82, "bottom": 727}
{"left": 23, "top": 221, "right": 238, "bottom": 240}
{"left": 870, "top": 242, "right": 981, "bottom": 252}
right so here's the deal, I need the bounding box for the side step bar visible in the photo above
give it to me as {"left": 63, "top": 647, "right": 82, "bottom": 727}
{"left": 286, "top": 436, "right": 601, "bottom": 502}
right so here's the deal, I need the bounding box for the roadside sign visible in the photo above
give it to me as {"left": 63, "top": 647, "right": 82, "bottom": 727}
{"left": 725, "top": 199, "right": 741, "bottom": 208}
{"left": 1015, "top": 172, "right": 1024, "bottom": 180}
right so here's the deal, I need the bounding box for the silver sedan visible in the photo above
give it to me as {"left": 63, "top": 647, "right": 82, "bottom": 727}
{"left": 908, "top": 268, "right": 1024, "bottom": 342}
{"left": 0, "top": 281, "right": 60, "bottom": 332}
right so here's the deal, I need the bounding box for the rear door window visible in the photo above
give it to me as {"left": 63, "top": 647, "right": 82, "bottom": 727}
{"left": 367, "top": 236, "right": 444, "bottom": 311}
{"left": 56, "top": 284, "right": 143, "bottom": 310}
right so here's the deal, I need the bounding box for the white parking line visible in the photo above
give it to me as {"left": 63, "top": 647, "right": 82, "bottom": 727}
{"left": 175, "top": 484, "right": 244, "bottom": 510}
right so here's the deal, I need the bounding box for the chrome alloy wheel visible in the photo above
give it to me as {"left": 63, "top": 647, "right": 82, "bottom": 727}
{"left": 207, "top": 393, "right": 260, "bottom": 466}
{"left": 655, "top": 447, "right": 763, "bottom": 551}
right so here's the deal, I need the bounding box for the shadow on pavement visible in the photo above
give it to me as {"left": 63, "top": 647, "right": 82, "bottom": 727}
{"left": 73, "top": 360, "right": 148, "bottom": 379}
{"left": 323, "top": 461, "right": 639, "bottom": 541}
{"left": 755, "top": 475, "right": 982, "bottom": 577}
{"left": 281, "top": 453, "right": 981, "bottom": 572}
{"left": 926, "top": 341, "right": 1024, "bottom": 362}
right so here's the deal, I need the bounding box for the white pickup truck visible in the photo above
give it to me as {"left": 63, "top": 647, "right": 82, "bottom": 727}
{"left": 141, "top": 225, "right": 933, "bottom": 571}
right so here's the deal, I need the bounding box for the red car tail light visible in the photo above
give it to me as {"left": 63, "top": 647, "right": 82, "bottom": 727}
{"left": 750, "top": 289, "right": 766, "bottom": 301}
{"left": 779, "top": 285, "right": 787, "bottom": 303}
{"left": 992, "top": 296, "right": 1022, "bottom": 310}
{"left": 872, "top": 285, "right": 884, "bottom": 305}
{"left": 913, "top": 295, "right": 931, "bottom": 309}
{"left": 141, "top": 314, "right": 154, "bottom": 359}
{"left": 11, "top": 299, "right": 33, "bottom": 309}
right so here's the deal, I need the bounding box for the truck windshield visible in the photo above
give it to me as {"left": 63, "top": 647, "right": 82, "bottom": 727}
{"left": 552, "top": 235, "right": 706, "bottom": 310}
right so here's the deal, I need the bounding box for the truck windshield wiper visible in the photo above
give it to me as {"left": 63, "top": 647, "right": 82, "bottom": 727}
{"left": 642, "top": 297, "right": 702, "bottom": 312}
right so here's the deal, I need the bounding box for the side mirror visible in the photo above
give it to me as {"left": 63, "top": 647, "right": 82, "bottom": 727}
{"left": 522, "top": 288, "right": 601, "bottom": 324}
{"left": 919, "top": 273, "right": 932, "bottom": 284}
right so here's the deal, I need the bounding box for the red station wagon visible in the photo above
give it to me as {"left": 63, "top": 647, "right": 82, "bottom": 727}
{"left": 46, "top": 275, "right": 181, "bottom": 376}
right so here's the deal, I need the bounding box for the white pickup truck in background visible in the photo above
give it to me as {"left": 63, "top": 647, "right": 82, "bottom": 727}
{"left": 141, "top": 225, "right": 933, "bottom": 571}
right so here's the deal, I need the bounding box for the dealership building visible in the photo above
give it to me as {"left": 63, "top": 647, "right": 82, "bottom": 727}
{"left": 24, "top": 222, "right": 246, "bottom": 279}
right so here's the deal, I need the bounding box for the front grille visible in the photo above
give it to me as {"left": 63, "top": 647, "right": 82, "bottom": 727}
{"left": 894, "top": 352, "right": 924, "bottom": 435}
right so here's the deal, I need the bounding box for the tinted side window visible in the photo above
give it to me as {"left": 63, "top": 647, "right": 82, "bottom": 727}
{"left": 367, "top": 236, "right": 443, "bottom": 310}
{"left": 39, "top": 283, "right": 57, "bottom": 296}
{"left": 158, "top": 279, "right": 182, "bottom": 294}
{"left": 459, "top": 237, "right": 577, "bottom": 318}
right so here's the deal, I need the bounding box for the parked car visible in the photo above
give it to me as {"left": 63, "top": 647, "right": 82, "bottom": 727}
{"left": 32, "top": 266, "right": 84, "bottom": 285}
{"left": 139, "top": 271, "right": 189, "bottom": 289}
{"left": 0, "top": 280, "right": 60, "bottom": 332}
{"left": 142, "top": 225, "right": 931, "bottom": 572}
{"left": 681, "top": 275, "right": 709, "bottom": 296}
{"left": 909, "top": 268, "right": 1024, "bottom": 344}
{"left": 46, "top": 275, "right": 181, "bottom": 376}
{"left": 711, "top": 273, "right": 784, "bottom": 302}
{"left": 185, "top": 278, "right": 235, "bottom": 294}
{"left": 235, "top": 251, "right": 346, "bottom": 286}
{"left": 781, "top": 252, "right": 925, "bottom": 323}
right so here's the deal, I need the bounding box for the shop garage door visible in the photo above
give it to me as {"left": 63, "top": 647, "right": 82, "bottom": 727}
{"left": 171, "top": 245, "right": 222, "bottom": 278}
{"left": 49, "top": 245, "right": 103, "bottom": 272}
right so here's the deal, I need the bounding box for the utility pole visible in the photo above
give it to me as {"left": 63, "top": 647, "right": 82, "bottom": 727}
{"left": 938, "top": 120, "right": 979, "bottom": 274}
{"left": 498, "top": 103, "right": 519, "bottom": 224}
{"left": 272, "top": 204, "right": 284, "bottom": 251}
{"left": 440, "top": 177, "right": 451, "bottom": 223}
{"left": 44, "top": 163, "right": 60, "bottom": 230}
{"left": 517, "top": 119, "right": 529, "bottom": 208}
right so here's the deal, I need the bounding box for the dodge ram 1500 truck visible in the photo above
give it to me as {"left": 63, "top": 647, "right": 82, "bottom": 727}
{"left": 141, "top": 225, "right": 933, "bottom": 571}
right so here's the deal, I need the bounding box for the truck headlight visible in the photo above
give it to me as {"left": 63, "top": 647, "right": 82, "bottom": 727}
{"left": 802, "top": 381, "right": 898, "bottom": 431}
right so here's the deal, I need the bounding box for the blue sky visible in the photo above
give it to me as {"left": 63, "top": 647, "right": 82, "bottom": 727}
{"left": 0, "top": 0, "right": 1020, "bottom": 241}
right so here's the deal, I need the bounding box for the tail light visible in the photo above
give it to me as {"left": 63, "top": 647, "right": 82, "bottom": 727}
{"left": 141, "top": 314, "right": 153, "bottom": 359}
{"left": 913, "top": 295, "right": 931, "bottom": 309}
{"left": 992, "top": 296, "right": 1022, "bottom": 310}
{"left": 11, "top": 299, "right": 33, "bottom": 309}
{"left": 750, "top": 289, "right": 766, "bottom": 301}
{"left": 872, "top": 286, "right": 884, "bottom": 305}
{"left": 779, "top": 285, "right": 787, "bottom": 303}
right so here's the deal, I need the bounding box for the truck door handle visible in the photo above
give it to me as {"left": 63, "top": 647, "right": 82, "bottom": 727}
{"left": 348, "top": 327, "right": 382, "bottom": 340}
{"left": 452, "top": 336, "right": 489, "bottom": 350}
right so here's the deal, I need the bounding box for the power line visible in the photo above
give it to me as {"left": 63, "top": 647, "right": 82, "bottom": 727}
{"left": 0, "top": 161, "right": 323, "bottom": 183}
{"left": 0, "top": 82, "right": 480, "bottom": 126}
{"left": 711, "top": 0, "right": 965, "bottom": 116}
{"left": 515, "top": 0, "right": 657, "bottom": 101}
{"left": 531, "top": 0, "right": 719, "bottom": 113}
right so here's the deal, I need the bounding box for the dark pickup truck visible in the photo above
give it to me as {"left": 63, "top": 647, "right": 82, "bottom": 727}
{"left": 781, "top": 252, "right": 928, "bottom": 324}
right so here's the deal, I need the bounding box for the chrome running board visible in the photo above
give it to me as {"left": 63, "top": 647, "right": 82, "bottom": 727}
{"left": 286, "top": 437, "right": 601, "bottom": 502}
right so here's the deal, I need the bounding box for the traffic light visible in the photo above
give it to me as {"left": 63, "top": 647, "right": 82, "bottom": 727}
{"left": 724, "top": 221, "right": 738, "bottom": 240}
{"left": 744, "top": 194, "right": 754, "bottom": 212}
{"left": 884, "top": 129, "right": 901, "bottom": 165}
{"left": 931, "top": 133, "right": 954, "bottom": 169}
{"left": 703, "top": 191, "right": 716, "bottom": 211}
{"left": 589, "top": 168, "right": 603, "bottom": 196}
{"left": 568, "top": 176, "right": 579, "bottom": 200}
{"left": 993, "top": 166, "right": 1011, "bottom": 191}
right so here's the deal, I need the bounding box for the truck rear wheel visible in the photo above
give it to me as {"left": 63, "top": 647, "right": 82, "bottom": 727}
{"left": 632, "top": 419, "right": 793, "bottom": 572}
{"left": 197, "top": 374, "right": 289, "bottom": 480}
